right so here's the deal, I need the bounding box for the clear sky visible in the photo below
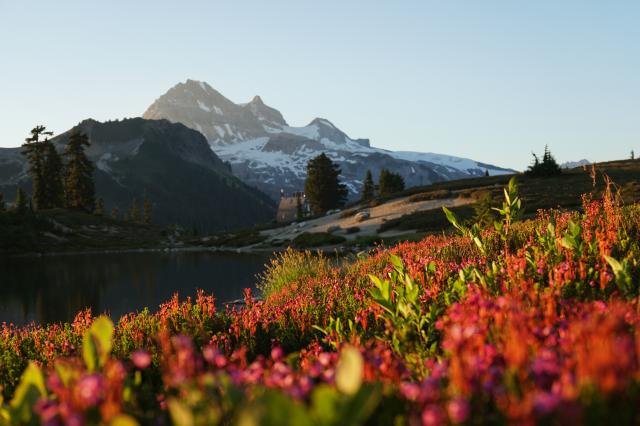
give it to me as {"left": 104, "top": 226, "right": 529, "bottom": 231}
{"left": 1, "top": 1, "right": 638, "bottom": 170}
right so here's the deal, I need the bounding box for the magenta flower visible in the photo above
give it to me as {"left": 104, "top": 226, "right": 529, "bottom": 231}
{"left": 447, "top": 397, "right": 470, "bottom": 424}
{"left": 75, "top": 374, "right": 104, "bottom": 408}
{"left": 132, "top": 349, "right": 151, "bottom": 369}
{"left": 421, "top": 404, "right": 445, "bottom": 426}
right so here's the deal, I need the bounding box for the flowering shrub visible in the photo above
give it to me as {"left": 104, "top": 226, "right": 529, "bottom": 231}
{"left": 2, "top": 178, "right": 640, "bottom": 424}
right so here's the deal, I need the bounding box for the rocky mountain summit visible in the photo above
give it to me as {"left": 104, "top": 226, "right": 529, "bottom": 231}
{"left": 144, "top": 79, "right": 514, "bottom": 199}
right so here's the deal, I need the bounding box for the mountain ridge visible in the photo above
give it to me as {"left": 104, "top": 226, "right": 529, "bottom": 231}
{"left": 143, "top": 79, "right": 515, "bottom": 200}
{"left": 0, "top": 118, "right": 276, "bottom": 231}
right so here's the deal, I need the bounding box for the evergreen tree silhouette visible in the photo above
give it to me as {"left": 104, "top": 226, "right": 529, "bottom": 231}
{"left": 378, "top": 169, "right": 405, "bottom": 196}
{"left": 22, "top": 125, "right": 53, "bottom": 210}
{"left": 63, "top": 132, "right": 95, "bottom": 211}
{"left": 15, "top": 187, "right": 27, "bottom": 214}
{"left": 361, "top": 170, "right": 375, "bottom": 202}
{"left": 526, "top": 146, "right": 561, "bottom": 177}
{"left": 304, "top": 153, "right": 348, "bottom": 215}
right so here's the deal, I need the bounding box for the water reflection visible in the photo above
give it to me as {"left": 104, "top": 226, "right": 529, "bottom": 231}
{"left": 0, "top": 251, "right": 269, "bottom": 326}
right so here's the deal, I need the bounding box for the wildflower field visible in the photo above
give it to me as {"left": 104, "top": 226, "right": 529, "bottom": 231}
{"left": 2, "top": 178, "right": 640, "bottom": 425}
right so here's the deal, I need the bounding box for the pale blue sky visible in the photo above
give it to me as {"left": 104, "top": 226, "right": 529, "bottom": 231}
{"left": 1, "top": 1, "right": 638, "bottom": 170}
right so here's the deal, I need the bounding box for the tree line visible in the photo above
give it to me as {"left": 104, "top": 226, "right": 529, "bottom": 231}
{"left": 0, "top": 125, "right": 152, "bottom": 225}
{"left": 302, "top": 152, "right": 406, "bottom": 216}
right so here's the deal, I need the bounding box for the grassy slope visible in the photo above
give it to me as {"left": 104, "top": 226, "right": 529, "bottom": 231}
{"left": 379, "top": 159, "right": 640, "bottom": 233}
{"left": 0, "top": 209, "right": 166, "bottom": 255}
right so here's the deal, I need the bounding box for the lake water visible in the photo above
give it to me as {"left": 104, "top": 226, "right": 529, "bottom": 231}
{"left": 0, "top": 251, "right": 270, "bottom": 327}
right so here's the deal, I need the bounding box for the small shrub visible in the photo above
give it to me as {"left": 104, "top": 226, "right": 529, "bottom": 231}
{"left": 293, "top": 232, "right": 346, "bottom": 248}
{"left": 406, "top": 189, "right": 452, "bottom": 203}
{"left": 258, "top": 248, "right": 332, "bottom": 298}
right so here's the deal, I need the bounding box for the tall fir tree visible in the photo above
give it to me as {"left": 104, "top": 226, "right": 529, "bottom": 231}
{"left": 143, "top": 191, "right": 152, "bottom": 225}
{"left": 304, "top": 153, "right": 348, "bottom": 215}
{"left": 361, "top": 170, "right": 375, "bottom": 202}
{"left": 63, "top": 132, "right": 95, "bottom": 211}
{"left": 526, "top": 145, "right": 562, "bottom": 177}
{"left": 22, "top": 125, "right": 52, "bottom": 210}
{"left": 378, "top": 169, "right": 405, "bottom": 197}
{"left": 0, "top": 193, "right": 4, "bottom": 212}
{"left": 42, "top": 140, "right": 64, "bottom": 208}
{"left": 15, "top": 187, "right": 27, "bottom": 214}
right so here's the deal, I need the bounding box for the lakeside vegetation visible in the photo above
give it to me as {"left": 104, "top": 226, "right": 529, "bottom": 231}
{"left": 1, "top": 172, "right": 640, "bottom": 424}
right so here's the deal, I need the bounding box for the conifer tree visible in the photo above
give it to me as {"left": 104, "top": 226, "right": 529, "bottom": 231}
{"left": 63, "top": 132, "right": 95, "bottom": 211}
{"left": 128, "top": 198, "right": 140, "bottom": 222}
{"left": 42, "top": 140, "right": 64, "bottom": 208}
{"left": 143, "top": 191, "right": 152, "bottom": 225}
{"left": 378, "top": 169, "right": 405, "bottom": 197}
{"left": 304, "top": 153, "right": 348, "bottom": 215}
{"left": 526, "top": 145, "right": 562, "bottom": 177}
{"left": 15, "top": 187, "right": 27, "bottom": 214}
{"left": 22, "top": 125, "right": 53, "bottom": 210}
{"left": 361, "top": 170, "right": 375, "bottom": 202}
{"left": 0, "top": 193, "right": 4, "bottom": 212}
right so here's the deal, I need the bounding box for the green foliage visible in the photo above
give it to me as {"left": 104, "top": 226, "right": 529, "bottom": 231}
{"left": 63, "top": 132, "right": 95, "bottom": 212}
{"left": 292, "top": 232, "right": 346, "bottom": 248}
{"left": 82, "top": 316, "right": 114, "bottom": 372}
{"left": 14, "top": 188, "right": 27, "bottom": 214}
{"left": 526, "top": 145, "right": 562, "bottom": 177}
{"left": 368, "top": 255, "right": 442, "bottom": 372}
{"left": 1, "top": 362, "right": 46, "bottom": 425}
{"left": 492, "top": 177, "right": 522, "bottom": 243}
{"left": 472, "top": 190, "right": 495, "bottom": 228}
{"left": 258, "top": 248, "right": 332, "bottom": 298}
{"left": 378, "top": 169, "right": 405, "bottom": 197}
{"left": 360, "top": 170, "right": 375, "bottom": 202}
{"left": 304, "top": 153, "right": 348, "bottom": 215}
{"left": 22, "top": 125, "right": 64, "bottom": 210}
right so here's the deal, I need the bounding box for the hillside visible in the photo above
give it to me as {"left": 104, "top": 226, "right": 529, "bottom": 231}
{"left": 143, "top": 79, "right": 514, "bottom": 199}
{"left": 213, "top": 159, "right": 640, "bottom": 250}
{"left": 0, "top": 209, "right": 172, "bottom": 255}
{"left": 1, "top": 171, "right": 639, "bottom": 424}
{"left": 0, "top": 118, "right": 276, "bottom": 232}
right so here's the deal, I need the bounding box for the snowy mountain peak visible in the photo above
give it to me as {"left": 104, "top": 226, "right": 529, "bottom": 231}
{"left": 143, "top": 80, "right": 514, "bottom": 200}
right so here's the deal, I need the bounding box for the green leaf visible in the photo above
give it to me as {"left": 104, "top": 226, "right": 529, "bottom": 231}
{"left": 109, "top": 414, "right": 140, "bottom": 426}
{"left": 335, "top": 345, "right": 364, "bottom": 395}
{"left": 389, "top": 254, "right": 404, "bottom": 274}
{"left": 9, "top": 362, "right": 46, "bottom": 423}
{"left": 82, "top": 315, "right": 114, "bottom": 371}
{"left": 168, "top": 398, "right": 194, "bottom": 426}
{"left": 604, "top": 255, "right": 623, "bottom": 274}
{"left": 310, "top": 385, "right": 340, "bottom": 424}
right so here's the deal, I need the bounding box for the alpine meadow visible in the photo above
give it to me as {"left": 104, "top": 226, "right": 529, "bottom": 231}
{"left": 1, "top": 2, "right": 640, "bottom": 425}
